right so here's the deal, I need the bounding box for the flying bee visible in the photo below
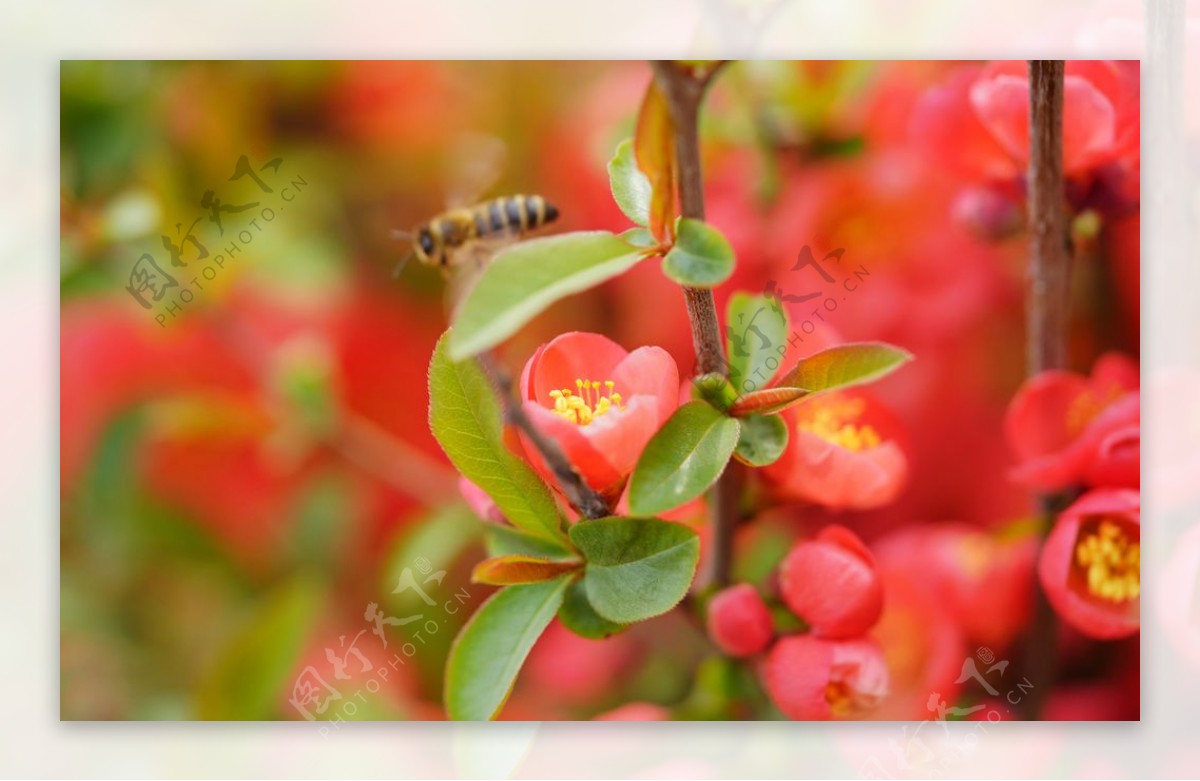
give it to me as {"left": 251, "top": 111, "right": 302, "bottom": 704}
{"left": 390, "top": 135, "right": 560, "bottom": 315}
{"left": 404, "top": 194, "right": 559, "bottom": 270}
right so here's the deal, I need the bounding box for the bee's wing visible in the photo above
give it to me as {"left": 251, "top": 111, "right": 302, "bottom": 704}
{"left": 443, "top": 233, "right": 519, "bottom": 321}
{"left": 444, "top": 132, "right": 508, "bottom": 209}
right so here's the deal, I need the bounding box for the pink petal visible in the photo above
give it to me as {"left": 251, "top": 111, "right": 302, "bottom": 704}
{"left": 520, "top": 401, "right": 624, "bottom": 496}
{"left": 529, "top": 332, "right": 628, "bottom": 406}
{"left": 611, "top": 345, "right": 680, "bottom": 422}
{"left": 1061, "top": 74, "right": 1118, "bottom": 174}
{"left": 577, "top": 395, "right": 661, "bottom": 480}
{"left": 1004, "top": 370, "right": 1091, "bottom": 460}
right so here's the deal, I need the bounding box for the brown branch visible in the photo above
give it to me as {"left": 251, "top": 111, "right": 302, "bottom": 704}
{"left": 1020, "top": 59, "right": 1072, "bottom": 720}
{"left": 652, "top": 60, "right": 740, "bottom": 589}
{"left": 652, "top": 60, "right": 728, "bottom": 377}
{"left": 1027, "top": 60, "right": 1071, "bottom": 373}
{"left": 476, "top": 352, "right": 612, "bottom": 520}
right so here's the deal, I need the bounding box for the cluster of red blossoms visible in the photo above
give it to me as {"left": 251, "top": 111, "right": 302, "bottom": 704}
{"left": 708, "top": 525, "right": 887, "bottom": 719}
{"left": 1006, "top": 352, "right": 1141, "bottom": 640}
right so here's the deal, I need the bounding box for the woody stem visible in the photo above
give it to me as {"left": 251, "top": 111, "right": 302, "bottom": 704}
{"left": 1021, "top": 59, "right": 1071, "bottom": 720}
{"left": 652, "top": 60, "right": 740, "bottom": 588}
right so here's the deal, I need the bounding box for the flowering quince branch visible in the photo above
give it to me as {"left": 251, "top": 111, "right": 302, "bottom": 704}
{"left": 432, "top": 60, "right": 913, "bottom": 721}
{"left": 651, "top": 59, "right": 742, "bottom": 588}
{"left": 476, "top": 351, "right": 612, "bottom": 519}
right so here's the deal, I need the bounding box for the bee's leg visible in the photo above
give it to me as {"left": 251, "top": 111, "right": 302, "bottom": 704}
{"left": 392, "top": 250, "right": 415, "bottom": 279}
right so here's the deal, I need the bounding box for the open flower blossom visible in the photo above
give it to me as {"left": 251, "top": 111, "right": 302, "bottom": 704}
{"left": 763, "top": 635, "right": 889, "bottom": 720}
{"left": 912, "top": 61, "right": 1139, "bottom": 194}
{"left": 779, "top": 525, "right": 883, "bottom": 638}
{"left": 517, "top": 331, "right": 679, "bottom": 502}
{"left": 1004, "top": 352, "right": 1139, "bottom": 491}
{"left": 1038, "top": 488, "right": 1140, "bottom": 640}
{"left": 763, "top": 390, "right": 908, "bottom": 511}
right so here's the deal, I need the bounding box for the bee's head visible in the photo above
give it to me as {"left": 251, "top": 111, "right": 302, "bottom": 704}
{"left": 414, "top": 227, "right": 438, "bottom": 265}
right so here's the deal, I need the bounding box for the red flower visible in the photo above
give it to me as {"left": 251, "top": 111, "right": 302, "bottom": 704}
{"left": 912, "top": 61, "right": 1139, "bottom": 186}
{"left": 779, "top": 525, "right": 883, "bottom": 638}
{"left": 763, "top": 390, "right": 908, "bottom": 511}
{"left": 517, "top": 332, "right": 679, "bottom": 503}
{"left": 873, "top": 522, "right": 1036, "bottom": 650}
{"left": 763, "top": 635, "right": 889, "bottom": 720}
{"left": 707, "top": 583, "right": 774, "bottom": 657}
{"left": 1038, "top": 488, "right": 1140, "bottom": 640}
{"left": 1005, "top": 352, "right": 1139, "bottom": 491}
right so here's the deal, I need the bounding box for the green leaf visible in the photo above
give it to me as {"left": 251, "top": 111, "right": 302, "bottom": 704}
{"left": 558, "top": 578, "right": 628, "bottom": 639}
{"left": 444, "top": 577, "right": 570, "bottom": 720}
{"left": 569, "top": 517, "right": 700, "bottom": 624}
{"left": 608, "top": 138, "right": 652, "bottom": 227}
{"left": 662, "top": 218, "right": 735, "bottom": 288}
{"left": 620, "top": 227, "right": 657, "bottom": 249}
{"left": 195, "top": 578, "right": 322, "bottom": 719}
{"left": 726, "top": 293, "right": 789, "bottom": 392}
{"left": 775, "top": 341, "right": 913, "bottom": 395}
{"left": 628, "top": 401, "right": 741, "bottom": 515}
{"left": 485, "top": 525, "right": 578, "bottom": 559}
{"left": 471, "top": 555, "right": 582, "bottom": 586}
{"left": 691, "top": 372, "right": 738, "bottom": 413}
{"left": 429, "top": 332, "right": 568, "bottom": 547}
{"left": 733, "top": 413, "right": 789, "bottom": 467}
{"left": 448, "top": 231, "right": 645, "bottom": 359}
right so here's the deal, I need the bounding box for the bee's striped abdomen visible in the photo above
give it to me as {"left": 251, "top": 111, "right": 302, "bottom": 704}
{"left": 411, "top": 195, "right": 560, "bottom": 269}
{"left": 473, "top": 195, "right": 560, "bottom": 239}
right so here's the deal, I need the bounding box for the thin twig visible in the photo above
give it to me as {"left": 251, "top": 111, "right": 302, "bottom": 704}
{"left": 334, "top": 412, "right": 459, "bottom": 506}
{"left": 652, "top": 60, "right": 740, "bottom": 589}
{"left": 1020, "top": 59, "right": 1071, "bottom": 720}
{"left": 477, "top": 352, "right": 612, "bottom": 520}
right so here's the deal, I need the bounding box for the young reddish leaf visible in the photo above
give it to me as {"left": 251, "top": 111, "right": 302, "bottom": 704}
{"left": 729, "top": 387, "right": 810, "bottom": 417}
{"left": 471, "top": 555, "right": 582, "bottom": 586}
{"left": 634, "top": 81, "right": 677, "bottom": 244}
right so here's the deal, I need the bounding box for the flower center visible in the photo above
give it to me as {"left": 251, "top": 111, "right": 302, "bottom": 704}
{"left": 825, "top": 680, "right": 854, "bottom": 717}
{"left": 549, "top": 379, "right": 624, "bottom": 426}
{"left": 1066, "top": 383, "right": 1124, "bottom": 436}
{"left": 1074, "top": 516, "right": 1139, "bottom": 603}
{"left": 797, "top": 397, "right": 882, "bottom": 451}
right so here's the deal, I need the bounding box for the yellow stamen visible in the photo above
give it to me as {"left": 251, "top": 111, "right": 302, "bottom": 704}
{"left": 1074, "top": 517, "right": 1139, "bottom": 604}
{"left": 795, "top": 397, "right": 883, "bottom": 452}
{"left": 1066, "top": 383, "right": 1125, "bottom": 436}
{"left": 550, "top": 378, "right": 624, "bottom": 426}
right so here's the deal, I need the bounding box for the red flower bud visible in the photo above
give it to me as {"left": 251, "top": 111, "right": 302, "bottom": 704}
{"left": 779, "top": 525, "right": 883, "bottom": 638}
{"left": 707, "top": 583, "right": 774, "bottom": 657}
{"left": 763, "top": 635, "right": 889, "bottom": 720}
